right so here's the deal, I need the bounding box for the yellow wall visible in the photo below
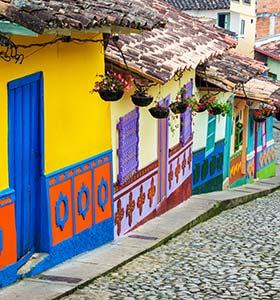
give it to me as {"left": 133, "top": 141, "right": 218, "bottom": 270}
{"left": 111, "top": 70, "right": 195, "bottom": 183}
{"left": 230, "top": 1, "right": 256, "bottom": 57}
{"left": 0, "top": 33, "right": 110, "bottom": 190}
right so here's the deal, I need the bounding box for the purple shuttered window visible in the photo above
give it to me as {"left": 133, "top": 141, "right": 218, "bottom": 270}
{"left": 180, "top": 80, "right": 193, "bottom": 145}
{"left": 117, "top": 108, "right": 140, "bottom": 185}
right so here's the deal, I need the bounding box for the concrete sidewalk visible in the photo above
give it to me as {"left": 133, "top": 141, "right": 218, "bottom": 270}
{"left": 1, "top": 176, "right": 280, "bottom": 300}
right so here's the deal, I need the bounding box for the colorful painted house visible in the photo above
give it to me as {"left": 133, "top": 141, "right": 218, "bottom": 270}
{"left": 196, "top": 51, "right": 280, "bottom": 189}
{"left": 105, "top": 0, "right": 236, "bottom": 238}
{"left": 0, "top": 0, "right": 164, "bottom": 287}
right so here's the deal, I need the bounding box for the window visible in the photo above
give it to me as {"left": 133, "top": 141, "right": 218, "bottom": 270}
{"left": 206, "top": 115, "right": 216, "bottom": 156}
{"left": 268, "top": 72, "right": 277, "bottom": 80}
{"left": 117, "top": 108, "right": 139, "bottom": 185}
{"left": 240, "top": 19, "right": 246, "bottom": 35}
{"left": 234, "top": 112, "right": 243, "bottom": 152}
{"left": 218, "top": 13, "right": 230, "bottom": 30}
{"left": 269, "top": 16, "right": 276, "bottom": 36}
{"left": 180, "top": 80, "right": 193, "bottom": 145}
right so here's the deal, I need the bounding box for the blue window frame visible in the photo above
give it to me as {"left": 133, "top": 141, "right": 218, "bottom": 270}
{"left": 206, "top": 115, "right": 216, "bottom": 156}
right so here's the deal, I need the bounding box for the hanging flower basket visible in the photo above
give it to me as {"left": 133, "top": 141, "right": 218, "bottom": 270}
{"left": 208, "top": 106, "right": 222, "bottom": 115}
{"left": 149, "top": 106, "right": 170, "bottom": 119}
{"left": 131, "top": 89, "right": 153, "bottom": 107}
{"left": 253, "top": 105, "right": 274, "bottom": 122}
{"left": 169, "top": 101, "right": 188, "bottom": 114}
{"left": 99, "top": 89, "right": 124, "bottom": 102}
{"left": 92, "top": 71, "right": 132, "bottom": 102}
{"left": 193, "top": 102, "right": 207, "bottom": 113}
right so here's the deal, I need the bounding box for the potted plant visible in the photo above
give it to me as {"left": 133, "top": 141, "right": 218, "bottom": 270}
{"left": 149, "top": 104, "right": 170, "bottom": 119}
{"left": 131, "top": 86, "right": 153, "bottom": 107}
{"left": 207, "top": 101, "right": 231, "bottom": 116}
{"left": 169, "top": 87, "right": 188, "bottom": 114}
{"left": 253, "top": 106, "right": 274, "bottom": 122}
{"left": 92, "top": 71, "right": 132, "bottom": 102}
{"left": 187, "top": 96, "right": 207, "bottom": 113}
{"left": 253, "top": 109, "right": 267, "bottom": 122}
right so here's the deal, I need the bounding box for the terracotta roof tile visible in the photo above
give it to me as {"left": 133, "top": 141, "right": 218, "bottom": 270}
{"left": 237, "top": 76, "right": 280, "bottom": 104}
{"left": 106, "top": 0, "right": 236, "bottom": 83}
{"left": 196, "top": 50, "right": 280, "bottom": 103}
{"left": 166, "top": 0, "right": 230, "bottom": 10}
{"left": 255, "top": 40, "right": 280, "bottom": 61}
{"left": 0, "top": 0, "right": 165, "bottom": 34}
{"left": 196, "top": 50, "right": 268, "bottom": 91}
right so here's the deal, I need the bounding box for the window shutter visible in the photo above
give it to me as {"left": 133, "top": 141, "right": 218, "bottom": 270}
{"left": 117, "top": 108, "right": 139, "bottom": 185}
{"left": 180, "top": 80, "right": 193, "bottom": 145}
{"left": 206, "top": 115, "right": 216, "bottom": 155}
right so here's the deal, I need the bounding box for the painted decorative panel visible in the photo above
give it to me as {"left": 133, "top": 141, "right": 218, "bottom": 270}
{"left": 0, "top": 190, "right": 17, "bottom": 270}
{"left": 257, "top": 143, "right": 276, "bottom": 172}
{"left": 192, "top": 140, "right": 224, "bottom": 194}
{"left": 94, "top": 163, "right": 113, "bottom": 224}
{"left": 114, "top": 163, "right": 158, "bottom": 238}
{"left": 168, "top": 139, "right": 192, "bottom": 197}
{"left": 117, "top": 108, "right": 139, "bottom": 185}
{"left": 229, "top": 151, "right": 243, "bottom": 185}
{"left": 50, "top": 180, "right": 73, "bottom": 246}
{"left": 46, "top": 151, "right": 113, "bottom": 247}
{"left": 74, "top": 171, "right": 93, "bottom": 234}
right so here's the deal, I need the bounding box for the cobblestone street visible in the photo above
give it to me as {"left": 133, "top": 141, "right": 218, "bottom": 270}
{"left": 60, "top": 128, "right": 280, "bottom": 300}
{"left": 64, "top": 189, "right": 280, "bottom": 300}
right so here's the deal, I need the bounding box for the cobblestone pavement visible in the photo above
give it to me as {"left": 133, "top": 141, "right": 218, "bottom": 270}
{"left": 64, "top": 190, "right": 280, "bottom": 300}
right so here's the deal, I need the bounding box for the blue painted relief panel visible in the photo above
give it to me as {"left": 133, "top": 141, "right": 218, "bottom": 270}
{"left": 192, "top": 140, "right": 224, "bottom": 194}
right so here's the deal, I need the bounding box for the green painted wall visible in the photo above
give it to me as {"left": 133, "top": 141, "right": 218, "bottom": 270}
{"left": 257, "top": 162, "right": 276, "bottom": 180}
{"left": 267, "top": 58, "right": 280, "bottom": 80}
{"left": 229, "top": 176, "right": 247, "bottom": 188}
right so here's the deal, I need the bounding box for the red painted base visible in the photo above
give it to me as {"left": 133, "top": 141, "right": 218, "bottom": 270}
{"left": 127, "top": 176, "right": 192, "bottom": 232}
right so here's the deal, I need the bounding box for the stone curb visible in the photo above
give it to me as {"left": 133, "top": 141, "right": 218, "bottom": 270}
{"left": 52, "top": 178, "right": 280, "bottom": 300}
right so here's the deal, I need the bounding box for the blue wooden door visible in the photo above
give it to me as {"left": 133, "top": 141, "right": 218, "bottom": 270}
{"left": 8, "top": 72, "right": 43, "bottom": 259}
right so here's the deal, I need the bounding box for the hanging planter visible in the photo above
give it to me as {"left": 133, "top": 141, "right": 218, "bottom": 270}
{"left": 149, "top": 106, "right": 170, "bottom": 119}
{"left": 253, "top": 105, "right": 274, "bottom": 122}
{"left": 92, "top": 71, "right": 132, "bottom": 102}
{"left": 99, "top": 89, "right": 124, "bottom": 102}
{"left": 169, "top": 101, "right": 188, "bottom": 114}
{"left": 169, "top": 87, "right": 189, "bottom": 114}
{"left": 131, "top": 89, "right": 153, "bottom": 107}
{"left": 208, "top": 106, "right": 222, "bottom": 115}
{"left": 192, "top": 102, "right": 207, "bottom": 113}
{"left": 206, "top": 98, "right": 231, "bottom": 117}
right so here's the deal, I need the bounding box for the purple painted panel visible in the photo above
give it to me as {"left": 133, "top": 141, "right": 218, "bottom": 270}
{"left": 180, "top": 80, "right": 193, "bottom": 145}
{"left": 117, "top": 108, "right": 139, "bottom": 185}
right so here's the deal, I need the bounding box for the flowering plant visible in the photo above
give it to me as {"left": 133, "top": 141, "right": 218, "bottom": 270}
{"left": 206, "top": 97, "right": 231, "bottom": 116}
{"left": 169, "top": 87, "right": 189, "bottom": 114}
{"left": 187, "top": 96, "right": 207, "bottom": 113}
{"left": 253, "top": 104, "right": 276, "bottom": 122}
{"left": 92, "top": 71, "right": 133, "bottom": 93}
